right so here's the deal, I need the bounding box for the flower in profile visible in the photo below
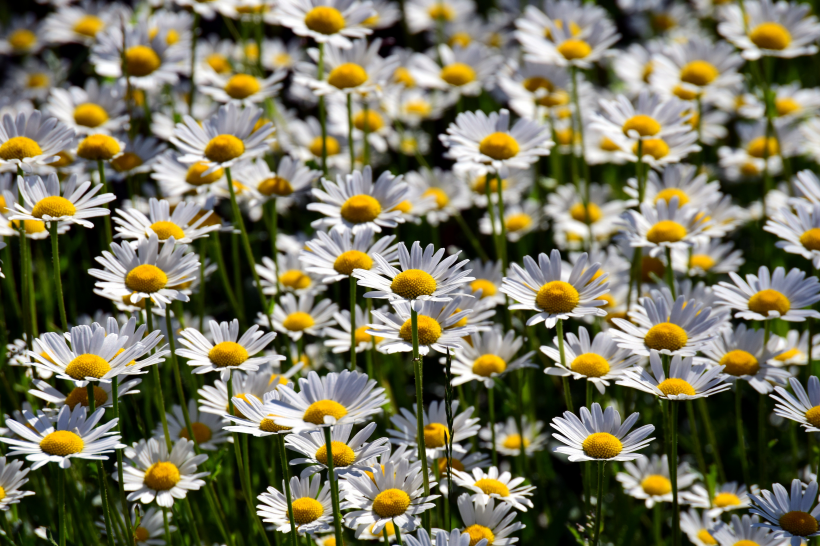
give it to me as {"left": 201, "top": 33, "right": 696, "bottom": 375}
{"left": 257, "top": 475, "right": 334, "bottom": 535}
{"left": 201, "top": 70, "right": 286, "bottom": 106}
{"left": 452, "top": 328, "right": 535, "bottom": 388}
{"left": 771, "top": 376, "right": 820, "bottom": 433}
{"left": 616, "top": 454, "right": 698, "bottom": 508}
{"left": 224, "top": 390, "right": 293, "bottom": 437}
{"left": 680, "top": 482, "right": 751, "bottom": 517}
{"left": 285, "top": 422, "right": 389, "bottom": 477}
{"left": 1, "top": 405, "right": 122, "bottom": 469}
{"left": 717, "top": 0, "right": 820, "bottom": 60}
{"left": 480, "top": 416, "right": 548, "bottom": 457}
{"left": 114, "top": 198, "right": 220, "bottom": 244}
{"left": 388, "top": 400, "right": 480, "bottom": 459}
{"left": 160, "top": 400, "right": 229, "bottom": 450}
{"left": 714, "top": 266, "right": 820, "bottom": 322}
{"left": 551, "top": 403, "right": 655, "bottom": 462}
{"left": 343, "top": 459, "right": 439, "bottom": 535}
{"left": 324, "top": 303, "right": 387, "bottom": 354}
{"left": 271, "top": 0, "right": 374, "bottom": 48}
{"left": 748, "top": 479, "right": 820, "bottom": 545}
{"left": 681, "top": 509, "right": 720, "bottom": 546}
{"left": 11, "top": 173, "right": 114, "bottom": 228}
{"left": 452, "top": 466, "right": 536, "bottom": 512}
{"left": 270, "top": 293, "right": 339, "bottom": 341}
{"left": 765, "top": 202, "right": 820, "bottom": 268}
{"left": 177, "top": 319, "right": 280, "bottom": 379}
{"left": 455, "top": 494, "right": 524, "bottom": 546}
{"left": 410, "top": 43, "right": 502, "bottom": 97}
{"left": 0, "top": 110, "right": 75, "bottom": 171}
{"left": 619, "top": 350, "right": 730, "bottom": 400}
{"left": 302, "top": 226, "right": 397, "bottom": 284}
{"left": 120, "top": 438, "right": 209, "bottom": 507}
{"left": 0, "top": 457, "right": 34, "bottom": 510}
{"left": 367, "top": 299, "right": 476, "bottom": 355}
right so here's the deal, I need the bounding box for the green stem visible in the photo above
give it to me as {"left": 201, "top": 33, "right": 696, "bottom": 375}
{"left": 488, "top": 386, "right": 497, "bottom": 466}
{"left": 347, "top": 94, "right": 355, "bottom": 172}
{"left": 495, "top": 172, "right": 508, "bottom": 273}
{"left": 591, "top": 461, "right": 604, "bottom": 546}
{"left": 665, "top": 247, "right": 676, "bottom": 299}
{"left": 317, "top": 43, "right": 328, "bottom": 177}
{"left": 323, "top": 426, "right": 345, "bottom": 546}
{"left": 49, "top": 223, "right": 68, "bottom": 330}
{"left": 111, "top": 377, "right": 134, "bottom": 543}
{"left": 686, "top": 401, "right": 707, "bottom": 477}
{"left": 669, "top": 401, "right": 680, "bottom": 546}
{"left": 696, "top": 398, "right": 725, "bottom": 482}
{"left": 362, "top": 102, "right": 371, "bottom": 166}
{"left": 162, "top": 507, "right": 171, "bottom": 546}
{"left": 267, "top": 198, "right": 280, "bottom": 296}
{"left": 411, "top": 307, "right": 431, "bottom": 531}
{"left": 97, "top": 160, "right": 112, "bottom": 244}
{"left": 210, "top": 231, "right": 243, "bottom": 320}
{"left": 557, "top": 320, "right": 573, "bottom": 411}
{"left": 759, "top": 392, "right": 767, "bottom": 485}
{"left": 350, "top": 276, "right": 357, "bottom": 371}
{"left": 276, "top": 435, "right": 299, "bottom": 546}
{"left": 484, "top": 177, "right": 502, "bottom": 265}
{"left": 145, "top": 299, "right": 172, "bottom": 451}
{"left": 165, "top": 311, "right": 198, "bottom": 450}
{"left": 189, "top": 12, "right": 200, "bottom": 115}
{"left": 735, "top": 383, "right": 751, "bottom": 485}
{"left": 58, "top": 469, "right": 66, "bottom": 546}
{"left": 394, "top": 521, "right": 404, "bottom": 546}
{"left": 453, "top": 213, "right": 489, "bottom": 261}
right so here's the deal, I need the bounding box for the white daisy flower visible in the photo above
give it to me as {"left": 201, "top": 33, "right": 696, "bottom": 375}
{"left": 89, "top": 233, "right": 200, "bottom": 309}
{"left": 257, "top": 474, "right": 334, "bottom": 535}
{"left": 619, "top": 350, "right": 731, "bottom": 401}
{"left": 452, "top": 328, "right": 535, "bottom": 388}
{"left": 42, "top": 1, "right": 127, "bottom": 45}
{"left": 308, "top": 166, "right": 408, "bottom": 234}
{"left": 452, "top": 466, "right": 535, "bottom": 512}
{"left": 718, "top": 119, "right": 800, "bottom": 181}
{"left": 46, "top": 79, "right": 129, "bottom": 135}
{"left": 367, "top": 299, "right": 476, "bottom": 355}
{"left": 106, "top": 135, "right": 167, "bottom": 181}
{"left": 234, "top": 155, "right": 321, "bottom": 208}
{"left": 501, "top": 250, "right": 609, "bottom": 329}
{"left": 176, "top": 0, "right": 237, "bottom": 19}
{"left": 271, "top": 0, "right": 374, "bottom": 48}
{"left": 710, "top": 514, "right": 785, "bottom": 546}
{"left": 260, "top": 38, "right": 304, "bottom": 72}
{"left": 98, "top": 506, "right": 172, "bottom": 546}
{"left": 479, "top": 200, "right": 545, "bottom": 243}
{"left": 441, "top": 109, "right": 553, "bottom": 175}
{"left": 0, "top": 457, "right": 34, "bottom": 510}
{"left": 766, "top": 203, "right": 820, "bottom": 269}
{"left": 151, "top": 152, "right": 227, "bottom": 197}
{"left": 269, "top": 292, "right": 339, "bottom": 341}
{"left": 158, "top": 399, "right": 229, "bottom": 450}
{"left": 10, "top": 172, "right": 114, "bottom": 229}
{"left": 769, "top": 330, "right": 816, "bottom": 367}
{"left": 542, "top": 327, "right": 641, "bottom": 394}
{"left": 681, "top": 509, "right": 721, "bottom": 546}
{"left": 680, "top": 482, "right": 751, "bottom": 517}
{"left": 455, "top": 494, "right": 524, "bottom": 546}
{"left": 748, "top": 479, "right": 820, "bottom": 545}
{"left": 201, "top": 71, "right": 286, "bottom": 106}
{"left": 717, "top": 0, "right": 820, "bottom": 60}
{"left": 0, "top": 405, "right": 122, "bottom": 469}
{"left": 616, "top": 454, "right": 699, "bottom": 508}
{"left": 404, "top": 168, "right": 471, "bottom": 227}
{"left": 404, "top": 528, "right": 485, "bottom": 546}
{"left": 120, "top": 437, "right": 209, "bottom": 507}
{"left": 620, "top": 198, "right": 713, "bottom": 260}
{"left": 0, "top": 110, "right": 75, "bottom": 172}
{"left": 497, "top": 61, "right": 574, "bottom": 122}
{"left": 405, "top": 0, "right": 475, "bottom": 34}
{"left": 177, "top": 319, "right": 279, "bottom": 379}
{"left": 552, "top": 402, "right": 654, "bottom": 463}
{"left": 172, "top": 102, "right": 275, "bottom": 176}
{"left": 0, "top": 16, "right": 44, "bottom": 57}
{"left": 410, "top": 44, "right": 502, "bottom": 97}
{"left": 649, "top": 39, "right": 743, "bottom": 102}
{"left": 29, "top": 377, "right": 141, "bottom": 412}
{"left": 285, "top": 422, "right": 389, "bottom": 478}
{"left": 198, "top": 366, "right": 277, "bottom": 420}
{"left": 625, "top": 163, "right": 721, "bottom": 209}
{"left": 546, "top": 183, "right": 626, "bottom": 244}
{"left": 305, "top": 38, "right": 398, "bottom": 97}
{"left": 224, "top": 389, "right": 293, "bottom": 436}
{"left": 324, "top": 304, "right": 388, "bottom": 354}
{"left": 673, "top": 240, "right": 744, "bottom": 277}
{"left": 771, "top": 376, "right": 820, "bottom": 433}
{"left": 480, "top": 417, "right": 548, "bottom": 457}
{"left": 463, "top": 260, "right": 504, "bottom": 305}
{"left": 343, "top": 459, "right": 439, "bottom": 535}
{"left": 302, "top": 226, "right": 397, "bottom": 284}
{"left": 114, "top": 198, "right": 220, "bottom": 244}
{"left": 267, "top": 370, "right": 387, "bottom": 431}
{"left": 714, "top": 266, "right": 820, "bottom": 322}
{"left": 388, "top": 400, "right": 479, "bottom": 460}
{"left": 287, "top": 117, "right": 351, "bottom": 171}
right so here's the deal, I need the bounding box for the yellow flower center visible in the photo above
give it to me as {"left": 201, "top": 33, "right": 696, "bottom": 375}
{"left": 641, "top": 474, "right": 672, "bottom": 496}
{"left": 32, "top": 196, "right": 76, "bottom": 219}
{"left": 327, "top": 63, "right": 368, "bottom": 89}
{"left": 208, "top": 341, "right": 249, "bottom": 368}
{"left": 570, "top": 353, "right": 610, "bottom": 378}
{"left": 775, "top": 348, "right": 801, "bottom": 362}
{"left": 523, "top": 76, "right": 554, "bottom": 93}
{"left": 505, "top": 213, "right": 532, "bottom": 232}
{"left": 657, "top": 377, "right": 696, "bottom": 396}
{"left": 64, "top": 385, "right": 108, "bottom": 410}
{"left": 282, "top": 311, "right": 315, "bottom": 332}
{"left": 224, "top": 74, "right": 261, "bottom": 99}
{"left": 372, "top": 489, "right": 411, "bottom": 518}
{"left": 599, "top": 137, "right": 621, "bottom": 152}
{"left": 143, "top": 462, "right": 181, "bottom": 491}
{"left": 437, "top": 456, "right": 465, "bottom": 473}
{"left": 260, "top": 415, "right": 291, "bottom": 433}
{"left": 391, "top": 269, "right": 437, "bottom": 299}
{"left": 719, "top": 349, "right": 760, "bottom": 376}
{"left": 472, "top": 354, "right": 507, "bottom": 377}
{"left": 204, "top": 134, "right": 245, "bottom": 163}
{"left": 125, "top": 45, "right": 161, "bottom": 77}
{"left": 314, "top": 441, "right": 356, "bottom": 467}
{"left": 748, "top": 289, "right": 790, "bottom": 316}
{"left": 474, "top": 478, "right": 510, "bottom": 497}
{"left": 804, "top": 405, "right": 820, "bottom": 428}
{"left": 423, "top": 188, "right": 449, "bottom": 209}
{"left": 304, "top": 400, "right": 348, "bottom": 425}
{"left": 747, "top": 136, "right": 779, "bottom": 158}
{"left": 464, "top": 525, "right": 495, "bottom": 546}
{"left": 502, "top": 433, "right": 530, "bottom": 450}
{"left": 582, "top": 432, "right": 623, "bottom": 458}
{"left": 800, "top": 228, "right": 820, "bottom": 251}
{"left": 557, "top": 39, "right": 592, "bottom": 60}
{"left": 423, "top": 422, "right": 450, "bottom": 448}
{"left": 697, "top": 529, "right": 717, "bottom": 545}
{"left": 134, "top": 527, "right": 150, "bottom": 542}
{"left": 73, "top": 103, "right": 109, "bottom": 128}
{"left": 40, "top": 430, "right": 84, "bottom": 456}
{"left": 354, "top": 325, "right": 380, "bottom": 346}
{"left": 570, "top": 202, "right": 601, "bottom": 223}
{"left": 779, "top": 511, "right": 819, "bottom": 537}
{"left": 394, "top": 66, "right": 415, "bottom": 87}
{"left": 65, "top": 353, "right": 112, "bottom": 380}
{"left": 680, "top": 60, "right": 719, "bottom": 87}
{"left": 11, "top": 219, "right": 46, "bottom": 234}
{"left": 535, "top": 280, "right": 580, "bottom": 314}
{"left": 333, "top": 250, "right": 373, "bottom": 275}
{"left": 478, "top": 132, "right": 520, "bottom": 160}
{"left": 8, "top": 29, "right": 36, "bottom": 51}
{"left": 179, "top": 422, "right": 213, "bottom": 443}
{"left": 428, "top": 2, "right": 455, "bottom": 20}
{"left": 304, "top": 6, "right": 346, "bottom": 34}
{"left": 147, "top": 221, "right": 184, "bottom": 241}
{"left": 733, "top": 541, "right": 758, "bottom": 546}
{"left": 749, "top": 22, "right": 792, "bottom": 51}
{"left": 51, "top": 151, "right": 74, "bottom": 168}
{"left": 633, "top": 139, "right": 670, "bottom": 159}
{"left": 125, "top": 264, "right": 168, "bottom": 293}
{"left": 644, "top": 323, "right": 688, "bottom": 352}
{"left": 73, "top": 15, "right": 105, "bottom": 38}
{"left": 470, "top": 279, "right": 497, "bottom": 298}
{"left": 77, "top": 134, "right": 121, "bottom": 161}
{"left": 340, "top": 194, "right": 382, "bottom": 224}
{"left": 0, "top": 136, "right": 42, "bottom": 161}
{"left": 399, "top": 315, "right": 442, "bottom": 345}
{"left": 279, "top": 270, "right": 312, "bottom": 290}
{"left": 646, "top": 220, "right": 687, "bottom": 244}
{"left": 353, "top": 110, "right": 384, "bottom": 132}
{"left": 186, "top": 162, "right": 223, "bottom": 185}
{"left": 207, "top": 54, "right": 232, "bottom": 74}
{"left": 776, "top": 97, "right": 801, "bottom": 116}
{"left": 740, "top": 162, "right": 760, "bottom": 176}
{"left": 623, "top": 115, "right": 661, "bottom": 137}
{"left": 440, "top": 63, "right": 476, "bottom": 86}
{"left": 292, "top": 497, "right": 324, "bottom": 524}
{"left": 710, "top": 492, "right": 740, "bottom": 507}
{"left": 111, "top": 152, "right": 143, "bottom": 173}
{"left": 258, "top": 176, "right": 293, "bottom": 197}
{"left": 655, "top": 188, "right": 689, "bottom": 206}
{"left": 309, "top": 136, "right": 341, "bottom": 157}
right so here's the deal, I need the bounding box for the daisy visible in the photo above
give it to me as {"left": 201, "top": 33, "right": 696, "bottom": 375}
{"left": 29, "top": 377, "right": 141, "bottom": 412}
{"left": 718, "top": 119, "right": 800, "bottom": 181}
{"left": 151, "top": 152, "right": 227, "bottom": 197}
{"left": 224, "top": 390, "right": 293, "bottom": 436}
{"left": 327, "top": 97, "right": 395, "bottom": 156}
{"left": 765, "top": 203, "right": 820, "bottom": 268}
{"left": 551, "top": 402, "right": 655, "bottom": 462}
{"left": 616, "top": 455, "right": 699, "bottom": 508}
{"left": 256, "top": 251, "right": 324, "bottom": 296}
{"left": 403, "top": 528, "right": 479, "bottom": 546}
{"left": 480, "top": 417, "right": 548, "bottom": 457}
{"left": 0, "top": 110, "right": 75, "bottom": 172}
{"left": 42, "top": 1, "right": 126, "bottom": 45}
{"left": 673, "top": 240, "right": 745, "bottom": 277}
{"left": 114, "top": 198, "right": 220, "bottom": 244}
{"left": 267, "top": 370, "right": 386, "bottom": 430}
{"left": 649, "top": 39, "right": 743, "bottom": 102}
{"left": 620, "top": 198, "right": 713, "bottom": 260}
{"left": 455, "top": 494, "right": 524, "bottom": 546}
{"left": 0, "top": 16, "right": 44, "bottom": 57}
{"left": 261, "top": 38, "right": 305, "bottom": 72}
{"left": 546, "top": 184, "right": 626, "bottom": 243}
{"left": 388, "top": 400, "right": 480, "bottom": 459}
{"left": 106, "top": 135, "right": 167, "bottom": 181}
{"left": 681, "top": 509, "right": 721, "bottom": 546}
{"left": 120, "top": 437, "right": 209, "bottom": 507}
{"left": 89, "top": 233, "right": 200, "bottom": 309}
{"left": 542, "top": 327, "right": 641, "bottom": 394}
{"left": 500, "top": 250, "right": 609, "bottom": 329}
{"left": 771, "top": 376, "right": 820, "bottom": 433}
{"left": 287, "top": 117, "right": 351, "bottom": 171}
{"left": 0, "top": 405, "right": 122, "bottom": 469}
{"left": 718, "top": 0, "right": 820, "bottom": 60}
{"left": 98, "top": 506, "right": 171, "bottom": 546}
{"left": 710, "top": 514, "right": 785, "bottom": 546}
{"left": 233, "top": 155, "right": 321, "bottom": 208}
{"left": 198, "top": 367, "right": 277, "bottom": 419}
{"left": 714, "top": 266, "right": 820, "bottom": 322}
{"left": 769, "top": 330, "right": 816, "bottom": 367}
{"left": 452, "top": 466, "right": 535, "bottom": 512}
{"left": 749, "top": 479, "right": 820, "bottom": 545}
{"left": 324, "top": 304, "right": 387, "bottom": 354}
{"left": 172, "top": 102, "right": 275, "bottom": 176}
{"left": 270, "top": 293, "right": 339, "bottom": 341}
{"left": 480, "top": 200, "right": 545, "bottom": 243}
{"left": 271, "top": 0, "right": 374, "bottom": 49}
{"left": 343, "top": 459, "right": 438, "bottom": 535}
{"left": 160, "top": 400, "right": 229, "bottom": 450}
{"left": 176, "top": 0, "right": 237, "bottom": 19}
{"left": 410, "top": 44, "right": 502, "bottom": 98}
{"left": 404, "top": 168, "right": 471, "bottom": 227}
{"left": 625, "top": 163, "right": 721, "bottom": 209}
{"left": 498, "top": 61, "right": 574, "bottom": 122}
{"left": 367, "top": 299, "right": 476, "bottom": 355}
{"left": 302, "top": 226, "right": 397, "bottom": 284}
{"left": 46, "top": 79, "right": 128, "bottom": 136}
{"left": 13, "top": 172, "right": 114, "bottom": 231}
{"left": 201, "top": 71, "right": 286, "bottom": 106}
{"left": 257, "top": 475, "right": 334, "bottom": 535}
{"left": 285, "top": 422, "right": 389, "bottom": 478}
{"left": 464, "top": 260, "right": 504, "bottom": 305}
{"left": 308, "top": 166, "right": 407, "bottom": 234}
{"left": 441, "top": 109, "right": 553, "bottom": 174}
{"left": 0, "top": 457, "right": 34, "bottom": 510}
{"left": 452, "top": 329, "right": 535, "bottom": 388}
{"left": 405, "top": 0, "right": 475, "bottom": 34}
{"left": 680, "top": 482, "right": 751, "bottom": 517}
{"left": 176, "top": 319, "right": 279, "bottom": 379}
{"left": 305, "top": 38, "right": 398, "bottom": 97}
{"left": 700, "top": 325, "right": 790, "bottom": 394}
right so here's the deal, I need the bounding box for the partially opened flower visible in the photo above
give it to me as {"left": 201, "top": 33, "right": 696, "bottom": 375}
{"left": 551, "top": 403, "right": 655, "bottom": 462}
{"left": 616, "top": 455, "right": 699, "bottom": 508}
{"left": 198, "top": 367, "right": 278, "bottom": 419}
{"left": 748, "top": 479, "right": 820, "bottom": 545}
{"left": 452, "top": 466, "right": 536, "bottom": 512}
{"left": 765, "top": 202, "right": 820, "bottom": 268}
{"left": 285, "top": 422, "right": 389, "bottom": 478}
{"left": 714, "top": 266, "right": 820, "bottom": 322}
{"left": 160, "top": 400, "right": 229, "bottom": 450}
{"left": 29, "top": 377, "right": 141, "bottom": 412}
{"left": 224, "top": 390, "right": 293, "bottom": 437}
{"left": 404, "top": 528, "right": 487, "bottom": 546}
{"left": 257, "top": 475, "right": 334, "bottom": 535}
{"left": 480, "top": 417, "right": 548, "bottom": 457}
{"left": 681, "top": 482, "right": 751, "bottom": 517}
{"left": 681, "top": 509, "right": 720, "bottom": 546}
{"left": 323, "top": 304, "right": 387, "bottom": 354}
{"left": 177, "top": 319, "right": 280, "bottom": 379}
{"left": 120, "top": 438, "right": 209, "bottom": 507}
{"left": 388, "top": 400, "right": 480, "bottom": 459}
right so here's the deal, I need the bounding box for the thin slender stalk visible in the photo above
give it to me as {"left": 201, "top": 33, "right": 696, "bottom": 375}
{"left": 557, "top": 320, "right": 573, "bottom": 411}
{"left": 411, "top": 307, "right": 431, "bottom": 531}
{"left": 735, "top": 383, "right": 751, "bottom": 485}
{"left": 488, "top": 386, "right": 497, "bottom": 466}
{"left": 49, "top": 223, "right": 67, "bottom": 330}
{"left": 669, "top": 401, "right": 680, "bottom": 546}
{"left": 145, "top": 299, "right": 172, "bottom": 450}
{"left": 484, "top": 179, "right": 502, "bottom": 265}
{"left": 759, "top": 392, "right": 767, "bottom": 485}
{"left": 350, "top": 276, "right": 357, "bottom": 371}
{"left": 165, "top": 311, "right": 198, "bottom": 450}
{"left": 323, "top": 426, "right": 345, "bottom": 546}
{"left": 453, "top": 213, "right": 489, "bottom": 261}
{"left": 189, "top": 12, "right": 201, "bottom": 115}
{"left": 665, "top": 247, "right": 676, "bottom": 299}
{"left": 111, "top": 377, "right": 134, "bottom": 543}
{"left": 347, "top": 94, "right": 355, "bottom": 172}
{"left": 586, "top": 380, "right": 593, "bottom": 408}
{"left": 591, "top": 461, "right": 604, "bottom": 546}
{"left": 275, "top": 435, "right": 299, "bottom": 546}
{"left": 162, "top": 507, "right": 171, "bottom": 546}
{"left": 686, "top": 401, "right": 707, "bottom": 477}
{"left": 267, "top": 198, "right": 280, "bottom": 296}
{"left": 210, "top": 231, "right": 243, "bottom": 319}
{"left": 696, "top": 398, "right": 725, "bottom": 482}
{"left": 317, "top": 43, "right": 328, "bottom": 177}
{"left": 495, "top": 172, "right": 508, "bottom": 272}
{"left": 362, "top": 102, "right": 371, "bottom": 166}
{"left": 394, "top": 521, "right": 404, "bottom": 546}
{"left": 569, "top": 66, "right": 590, "bottom": 202}
{"left": 97, "top": 160, "right": 113, "bottom": 244}
{"left": 58, "top": 469, "right": 66, "bottom": 546}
